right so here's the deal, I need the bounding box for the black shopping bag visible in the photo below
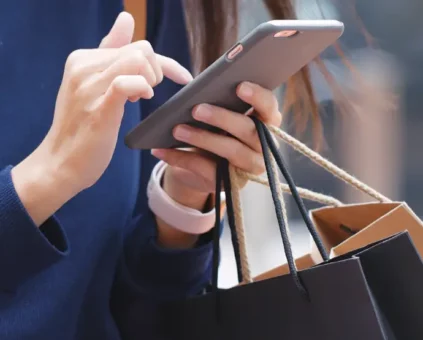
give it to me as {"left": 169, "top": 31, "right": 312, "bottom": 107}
{"left": 151, "top": 119, "right": 420, "bottom": 340}
{"left": 261, "top": 118, "right": 423, "bottom": 339}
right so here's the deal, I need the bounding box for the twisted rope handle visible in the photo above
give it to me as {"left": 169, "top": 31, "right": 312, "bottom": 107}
{"left": 229, "top": 150, "right": 293, "bottom": 284}
{"left": 229, "top": 165, "right": 252, "bottom": 283}
{"left": 268, "top": 125, "right": 391, "bottom": 203}
{"left": 235, "top": 169, "right": 343, "bottom": 207}
{"left": 228, "top": 129, "right": 344, "bottom": 282}
{"left": 229, "top": 143, "right": 341, "bottom": 282}
{"left": 227, "top": 122, "right": 388, "bottom": 286}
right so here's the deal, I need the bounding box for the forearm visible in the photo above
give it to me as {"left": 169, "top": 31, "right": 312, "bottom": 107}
{"left": 11, "top": 145, "right": 75, "bottom": 227}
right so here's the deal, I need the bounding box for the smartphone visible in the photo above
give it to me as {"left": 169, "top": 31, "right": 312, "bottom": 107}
{"left": 125, "top": 20, "right": 344, "bottom": 150}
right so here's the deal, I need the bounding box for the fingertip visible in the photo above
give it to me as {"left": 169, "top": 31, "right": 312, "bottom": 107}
{"left": 141, "top": 82, "right": 154, "bottom": 99}
{"left": 237, "top": 81, "right": 252, "bottom": 90}
{"left": 173, "top": 125, "right": 191, "bottom": 141}
{"left": 151, "top": 149, "right": 166, "bottom": 159}
{"left": 100, "top": 11, "right": 134, "bottom": 48}
{"left": 177, "top": 69, "right": 193, "bottom": 85}
{"left": 192, "top": 104, "right": 200, "bottom": 117}
{"left": 183, "top": 70, "right": 194, "bottom": 82}
{"left": 118, "top": 11, "right": 134, "bottom": 23}
{"left": 147, "top": 86, "right": 155, "bottom": 99}
{"left": 159, "top": 55, "right": 193, "bottom": 85}
{"left": 237, "top": 82, "right": 254, "bottom": 99}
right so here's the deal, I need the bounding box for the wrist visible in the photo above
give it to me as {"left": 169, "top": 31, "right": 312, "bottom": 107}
{"left": 11, "top": 147, "right": 77, "bottom": 226}
{"left": 148, "top": 162, "right": 218, "bottom": 249}
{"left": 162, "top": 166, "right": 210, "bottom": 211}
{"left": 158, "top": 166, "right": 211, "bottom": 248}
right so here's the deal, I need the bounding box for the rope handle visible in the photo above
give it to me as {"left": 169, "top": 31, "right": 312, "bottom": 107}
{"left": 235, "top": 168, "right": 343, "bottom": 207}
{"left": 228, "top": 123, "right": 337, "bottom": 285}
{"left": 228, "top": 122, "right": 390, "bottom": 285}
{"left": 267, "top": 124, "right": 391, "bottom": 203}
{"left": 228, "top": 129, "right": 296, "bottom": 285}
{"left": 228, "top": 126, "right": 342, "bottom": 283}
{"left": 229, "top": 146, "right": 294, "bottom": 283}
{"left": 229, "top": 165, "right": 252, "bottom": 283}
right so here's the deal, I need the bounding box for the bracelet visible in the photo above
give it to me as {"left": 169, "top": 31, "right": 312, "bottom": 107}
{"left": 147, "top": 161, "right": 225, "bottom": 235}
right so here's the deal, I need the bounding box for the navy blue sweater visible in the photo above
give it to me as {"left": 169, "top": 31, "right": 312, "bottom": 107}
{"left": 0, "top": 1, "right": 213, "bottom": 339}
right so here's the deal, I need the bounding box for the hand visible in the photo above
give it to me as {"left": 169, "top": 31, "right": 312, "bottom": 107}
{"left": 12, "top": 12, "right": 192, "bottom": 226}
{"left": 152, "top": 81, "right": 282, "bottom": 208}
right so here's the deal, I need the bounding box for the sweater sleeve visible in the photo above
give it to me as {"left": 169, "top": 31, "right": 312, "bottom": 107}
{"left": 0, "top": 166, "right": 69, "bottom": 292}
{"left": 111, "top": 211, "right": 217, "bottom": 339}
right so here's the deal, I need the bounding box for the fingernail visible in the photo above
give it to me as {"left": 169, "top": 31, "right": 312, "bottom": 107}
{"left": 173, "top": 126, "right": 191, "bottom": 141}
{"left": 239, "top": 82, "right": 253, "bottom": 98}
{"left": 151, "top": 149, "right": 165, "bottom": 158}
{"left": 147, "top": 87, "right": 155, "bottom": 99}
{"left": 193, "top": 104, "right": 212, "bottom": 121}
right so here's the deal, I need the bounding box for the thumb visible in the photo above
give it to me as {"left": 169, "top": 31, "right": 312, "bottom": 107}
{"left": 100, "top": 12, "right": 135, "bottom": 48}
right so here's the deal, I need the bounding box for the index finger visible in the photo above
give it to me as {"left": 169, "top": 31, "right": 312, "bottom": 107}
{"left": 157, "top": 54, "right": 193, "bottom": 85}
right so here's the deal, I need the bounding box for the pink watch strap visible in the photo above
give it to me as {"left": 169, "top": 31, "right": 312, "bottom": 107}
{"left": 147, "top": 161, "right": 223, "bottom": 235}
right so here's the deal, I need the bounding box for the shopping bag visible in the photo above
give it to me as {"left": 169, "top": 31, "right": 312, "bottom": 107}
{"left": 240, "top": 121, "right": 423, "bottom": 338}
{"left": 265, "top": 122, "right": 423, "bottom": 262}
{"left": 311, "top": 202, "right": 423, "bottom": 260}
{"left": 151, "top": 118, "right": 402, "bottom": 340}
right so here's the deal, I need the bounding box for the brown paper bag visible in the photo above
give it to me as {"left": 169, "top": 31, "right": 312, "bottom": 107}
{"left": 255, "top": 202, "right": 423, "bottom": 282}
{"left": 311, "top": 202, "right": 423, "bottom": 258}
{"left": 253, "top": 252, "right": 318, "bottom": 282}
{"left": 237, "top": 125, "right": 423, "bottom": 282}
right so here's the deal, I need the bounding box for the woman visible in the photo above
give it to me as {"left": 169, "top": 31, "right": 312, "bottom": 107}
{"left": 0, "top": 0, "right": 321, "bottom": 339}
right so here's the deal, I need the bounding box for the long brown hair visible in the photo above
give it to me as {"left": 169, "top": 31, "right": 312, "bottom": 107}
{"left": 183, "top": 0, "right": 334, "bottom": 147}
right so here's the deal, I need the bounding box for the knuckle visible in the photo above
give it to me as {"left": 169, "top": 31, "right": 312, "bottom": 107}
{"left": 253, "top": 157, "right": 266, "bottom": 175}
{"left": 250, "top": 131, "right": 261, "bottom": 150}
{"left": 135, "top": 75, "right": 149, "bottom": 90}
{"left": 65, "top": 50, "right": 84, "bottom": 71}
{"left": 146, "top": 67, "right": 157, "bottom": 86}
{"left": 65, "top": 50, "right": 88, "bottom": 88}
{"left": 274, "top": 112, "right": 283, "bottom": 126}
{"left": 111, "top": 76, "right": 126, "bottom": 94}
{"left": 270, "top": 95, "right": 279, "bottom": 111}
{"left": 86, "top": 111, "right": 102, "bottom": 129}
{"left": 74, "top": 82, "right": 89, "bottom": 99}
{"left": 129, "top": 50, "right": 146, "bottom": 67}
{"left": 156, "top": 70, "right": 164, "bottom": 84}
{"left": 67, "top": 73, "right": 81, "bottom": 90}
{"left": 195, "top": 130, "right": 208, "bottom": 146}
{"left": 131, "top": 51, "right": 151, "bottom": 77}
{"left": 262, "top": 94, "right": 277, "bottom": 113}
{"left": 228, "top": 142, "right": 242, "bottom": 163}
{"left": 206, "top": 106, "right": 219, "bottom": 123}
{"left": 65, "top": 50, "right": 79, "bottom": 68}
{"left": 131, "top": 41, "right": 145, "bottom": 50}
{"left": 249, "top": 122, "right": 259, "bottom": 138}
{"left": 138, "top": 40, "right": 154, "bottom": 55}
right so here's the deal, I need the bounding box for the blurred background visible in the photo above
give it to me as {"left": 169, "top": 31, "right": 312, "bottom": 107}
{"left": 219, "top": 0, "right": 423, "bottom": 287}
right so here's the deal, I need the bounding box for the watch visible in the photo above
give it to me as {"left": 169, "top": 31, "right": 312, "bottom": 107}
{"left": 147, "top": 161, "right": 225, "bottom": 235}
